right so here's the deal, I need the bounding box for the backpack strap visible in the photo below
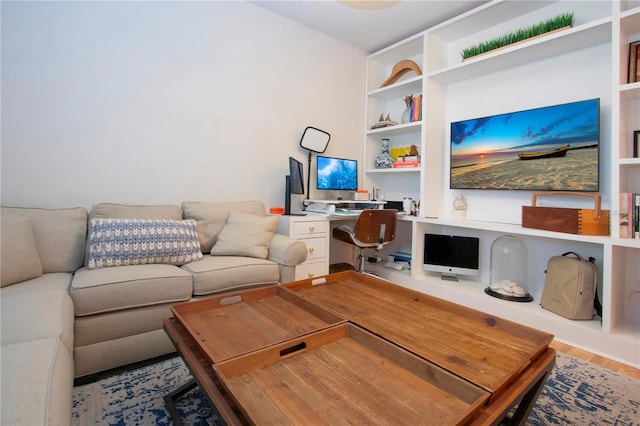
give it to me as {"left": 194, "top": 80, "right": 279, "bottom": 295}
{"left": 562, "top": 251, "right": 585, "bottom": 261}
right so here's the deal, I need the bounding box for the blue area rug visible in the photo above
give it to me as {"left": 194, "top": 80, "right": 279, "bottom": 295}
{"left": 72, "top": 352, "right": 639, "bottom": 425}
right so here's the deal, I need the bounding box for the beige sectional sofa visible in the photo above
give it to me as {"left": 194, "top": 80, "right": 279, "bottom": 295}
{"left": 0, "top": 201, "right": 308, "bottom": 425}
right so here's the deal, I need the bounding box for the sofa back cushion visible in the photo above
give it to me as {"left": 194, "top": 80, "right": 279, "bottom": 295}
{"left": 210, "top": 211, "right": 279, "bottom": 259}
{"left": 0, "top": 215, "right": 43, "bottom": 286}
{"left": 1, "top": 206, "right": 88, "bottom": 273}
{"left": 181, "top": 201, "right": 266, "bottom": 253}
{"left": 90, "top": 203, "right": 182, "bottom": 220}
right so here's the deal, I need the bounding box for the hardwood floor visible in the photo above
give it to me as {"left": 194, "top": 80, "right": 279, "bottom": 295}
{"left": 550, "top": 340, "right": 639, "bottom": 380}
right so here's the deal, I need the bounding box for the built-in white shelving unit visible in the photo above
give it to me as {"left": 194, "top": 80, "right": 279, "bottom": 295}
{"left": 362, "top": 0, "right": 640, "bottom": 367}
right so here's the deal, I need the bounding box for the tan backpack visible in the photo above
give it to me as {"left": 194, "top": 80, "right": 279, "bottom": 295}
{"left": 540, "top": 252, "right": 601, "bottom": 320}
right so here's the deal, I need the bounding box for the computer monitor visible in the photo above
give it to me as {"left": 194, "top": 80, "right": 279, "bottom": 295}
{"left": 316, "top": 156, "right": 358, "bottom": 191}
{"left": 285, "top": 157, "right": 305, "bottom": 215}
{"left": 423, "top": 233, "right": 480, "bottom": 281}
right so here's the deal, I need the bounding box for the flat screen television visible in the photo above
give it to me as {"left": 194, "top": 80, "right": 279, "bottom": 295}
{"left": 423, "top": 233, "right": 480, "bottom": 281}
{"left": 450, "top": 98, "right": 600, "bottom": 191}
{"left": 317, "top": 155, "right": 358, "bottom": 191}
{"left": 285, "top": 157, "right": 305, "bottom": 215}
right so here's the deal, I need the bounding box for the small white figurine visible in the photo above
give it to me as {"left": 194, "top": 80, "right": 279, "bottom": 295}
{"left": 453, "top": 195, "right": 467, "bottom": 219}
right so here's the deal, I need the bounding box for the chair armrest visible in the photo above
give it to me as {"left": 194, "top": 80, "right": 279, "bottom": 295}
{"left": 267, "top": 234, "right": 308, "bottom": 266}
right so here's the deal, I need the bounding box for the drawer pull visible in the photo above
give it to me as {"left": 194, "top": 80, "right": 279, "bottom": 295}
{"left": 308, "top": 273, "right": 315, "bottom": 278}
{"left": 308, "top": 246, "right": 315, "bottom": 253}
{"left": 309, "top": 225, "right": 315, "bottom": 232}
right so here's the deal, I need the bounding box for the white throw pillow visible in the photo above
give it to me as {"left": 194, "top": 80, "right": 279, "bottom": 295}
{"left": 0, "top": 215, "right": 43, "bottom": 287}
{"left": 211, "top": 211, "right": 279, "bottom": 259}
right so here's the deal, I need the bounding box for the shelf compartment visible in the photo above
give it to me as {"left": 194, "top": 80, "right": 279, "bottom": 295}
{"left": 414, "top": 217, "right": 612, "bottom": 245}
{"left": 367, "top": 36, "right": 424, "bottom": 92}
{"left": 366, "top": 167, "right": 421, "bottom": 174}
{"left": 367, "top": 75, "right": 422, "bottom": 100}
{"left": 620, "top": 82, "right": 640, "bottom": 100}
{"left": 617, "top": 8, "right": 638, "bottom": 85}
{"left": 427, "top": 18, "right": 612, "bottom": 84}
{"left": 609, "top": 245, "right": 640, "bottom": 342}
{"left": 367, "top": 121, "right": 421, "bottom": 137}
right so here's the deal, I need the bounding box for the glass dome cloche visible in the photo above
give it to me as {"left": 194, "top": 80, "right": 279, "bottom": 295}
{"left": 485, "top": 235, "right": 533, "bottom": 302}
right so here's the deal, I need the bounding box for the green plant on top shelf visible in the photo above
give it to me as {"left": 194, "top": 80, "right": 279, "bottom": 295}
{"left": 461, "top": 12, "right": 575, "bottom": 60}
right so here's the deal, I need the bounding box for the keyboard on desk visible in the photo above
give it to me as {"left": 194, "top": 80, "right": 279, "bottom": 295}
{"left": 333, "top": 209, "right": 362, "bottom": 215}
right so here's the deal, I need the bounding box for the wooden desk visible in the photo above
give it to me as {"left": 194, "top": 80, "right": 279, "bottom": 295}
{"left": 164, "top": 271, "right": 555, "bottom": 425}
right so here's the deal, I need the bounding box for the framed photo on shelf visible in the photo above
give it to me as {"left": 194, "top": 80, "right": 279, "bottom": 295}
{"left": 628, "top": 40, "right": 640, "bottom": 83}
{"left": 634, "top": 130, "right": 640, "bottom": 158}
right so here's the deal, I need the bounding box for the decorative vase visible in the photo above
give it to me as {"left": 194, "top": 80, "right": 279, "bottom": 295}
{"left": 401, "top": 107, "right": 411, "bottom": 124}
{"left": 374, "top": 138, "right": 394, "bottom": 168}
{"left": 401, "top": 94, "right": 413, "bottom": 124}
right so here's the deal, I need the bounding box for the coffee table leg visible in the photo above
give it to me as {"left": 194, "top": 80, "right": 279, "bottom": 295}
{"left": 164, "top": 378, "right": 198, "bottom": 426}
{"left": 506, "top": 369, "right": 553, "bottom": 426}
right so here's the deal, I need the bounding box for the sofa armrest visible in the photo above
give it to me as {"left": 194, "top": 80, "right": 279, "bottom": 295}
{"left": 267, "top": 234, "right": 308, "bottom": 267}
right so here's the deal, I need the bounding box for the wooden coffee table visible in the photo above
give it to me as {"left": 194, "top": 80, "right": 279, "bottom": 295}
{"left": 164, "top": 271, "right": 555, "bottom": 425}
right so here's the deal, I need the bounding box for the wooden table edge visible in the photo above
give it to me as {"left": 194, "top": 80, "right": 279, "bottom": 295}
{"left": 163, "top": 317, "right": 246, "bottom": 426}
{"left": 471, "top": 347, "right": 556, "bottom": 425}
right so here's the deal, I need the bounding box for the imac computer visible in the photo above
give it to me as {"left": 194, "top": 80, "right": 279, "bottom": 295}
{"left": 316, "top": 155, "right": 358, "bottom": 192}
{"left": 423, "top": 233, "right": 480, "bottom": 281}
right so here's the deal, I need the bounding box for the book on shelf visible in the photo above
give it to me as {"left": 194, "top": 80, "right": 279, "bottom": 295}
{"left": 636, "top": 193, "right": 640, "bottom": 239}
{"left": 410, "top": 94, "right": 422, "bottom": 122}
{"left": 620, "top": 192, "right": 640, "bottom": 238}
{"left": 620, "top": 192, "right": 630, "bottom": 238}
{"left": 392, "top": 161, "right": 419, "bottom": 168}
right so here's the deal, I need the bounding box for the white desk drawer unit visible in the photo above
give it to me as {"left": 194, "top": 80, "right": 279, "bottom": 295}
{"left": 292, "top": 220, "right": 328, "bottom": 236}
{"left": 303, "top": 236, "right": 327, "bottom": 261}
{"left": 277, "top": 216, "right": 330, "bottom": 280}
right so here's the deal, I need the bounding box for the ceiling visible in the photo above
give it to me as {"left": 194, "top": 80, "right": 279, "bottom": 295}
{"left": 251, "top": 0, "right": 487, "bottom": 53}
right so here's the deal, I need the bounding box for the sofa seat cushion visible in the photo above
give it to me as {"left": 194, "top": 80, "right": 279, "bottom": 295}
{"left": 1, "top": 286, "right": 74, "bottom": 353}
{"left": 182, "top": 255, "right": 279, "bottom": 296}
{"left": 0, "top": 272, "right": 72, "bottom": 296}
{"left": 71, "top": 265, "right": 193, "bottom": 316}
{"left": 1, "top": 338, "right": 73, "bottom": 426}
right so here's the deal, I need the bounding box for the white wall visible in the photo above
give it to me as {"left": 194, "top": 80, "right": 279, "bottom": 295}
{"left": 1, "top": 1, "right": 366, "bottom": 210}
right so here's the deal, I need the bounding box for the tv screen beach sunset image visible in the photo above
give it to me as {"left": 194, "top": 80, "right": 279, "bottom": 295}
{"left": 450, "top": 99, "right": 599, "bottom": 191}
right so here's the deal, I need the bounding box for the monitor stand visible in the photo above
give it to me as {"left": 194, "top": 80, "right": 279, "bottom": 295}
{"left": 441, "top": 273, "right": 459, "bottom": 282}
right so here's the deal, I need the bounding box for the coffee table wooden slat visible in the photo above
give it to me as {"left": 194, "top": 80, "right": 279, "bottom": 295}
{"left": 171, "top": 286, "right": 345, "bottom": 363}
{"left": 213, "top": 323, "right": 490, "bottom": 426}
{"left": 283, "top": 271, "right": 553, "bottom": 400}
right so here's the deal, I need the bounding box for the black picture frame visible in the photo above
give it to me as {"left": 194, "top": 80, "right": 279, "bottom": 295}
{"left": 634, "top": 130, "right": 640, "bottom": 158}
{"left": 628, "top": 40, "right": 640, "bottom": 83}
